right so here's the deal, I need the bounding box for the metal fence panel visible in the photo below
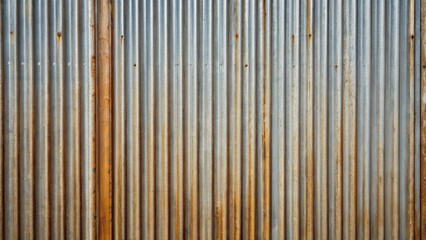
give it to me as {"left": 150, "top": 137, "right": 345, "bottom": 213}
{"left": 0, "top": 0, "right": 425, "bottom": 239}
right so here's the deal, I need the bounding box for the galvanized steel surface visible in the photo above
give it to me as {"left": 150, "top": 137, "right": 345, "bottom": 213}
{"left": 1, "top": 0, "right": 97, "bottom": 239}
{"left": 0, "top": 0, "right": 425, "bottom": 239}
{"left": 112, "top": 0, "right": 421, "bottom": 239}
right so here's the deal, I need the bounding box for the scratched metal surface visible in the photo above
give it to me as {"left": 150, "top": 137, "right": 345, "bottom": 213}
{"left": 0, "top": 0, "right": 424, "bottom": 239}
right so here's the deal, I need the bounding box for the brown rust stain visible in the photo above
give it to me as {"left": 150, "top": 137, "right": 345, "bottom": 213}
{"left": 246, "top": 145, "right": 256, "bottom": 240}
{"left": 421, "top": 1, "right": 426, "bottom": 238}
{"left": 98, "top": 0, "right": 112, "bottom": 238}
{"left": 235, "top": 33, "right": 239, "bottom": 39}
{"left": 421, "top": 105, "right": 426, "bottom": 238}
{"left": 261, "top": 77, "right": 271, "bottom": 239}
{"left": 214, "top": 205, "right": 224, "bottom": 239}
{"left": 407, "top": 1, "right": 415, "bottom": 238}
{"left": 159, "top": 124, "right": 169, "bottom": 240}
{"left": 291, "top": 34, "right": 295, "bottom": 44}
{"left": 187, "top": 181, "right": 198, "bottom": 239}
{"left": 56, "top": 32, "right": 62, "bottom": 44}
{"left": 306, "top": 0, "right": 312, "bottom": 42}
{"left": 229, "top": 195, "right": 241, "bottom": 239}
{"left": 90, "top": 56, "right": 96, "bottom": 80}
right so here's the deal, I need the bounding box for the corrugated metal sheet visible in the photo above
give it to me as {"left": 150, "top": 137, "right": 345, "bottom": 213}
{"left": 111, "top": 0, "right": 421, "bottom": 239}
{"left": 1, "top": 0, "right": 426, "bottom": 239}
{"left": 0, "top": 0, "right": 97, "bottom": 239}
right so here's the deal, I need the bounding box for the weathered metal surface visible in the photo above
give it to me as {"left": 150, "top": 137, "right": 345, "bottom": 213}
{"left": 421, "top": 0, "right": 426, "bottom": 239}
{"left": 98, "top": 0, "right": 113, "bottom": 239}
{"left": 0, "top": 0, "right": 97, "bottom": 239}
{"left": 111, "top": 0, "right": 422, "bottom": 239}
{"left": 0, "top": 0, "right": 425, "bottom": 239}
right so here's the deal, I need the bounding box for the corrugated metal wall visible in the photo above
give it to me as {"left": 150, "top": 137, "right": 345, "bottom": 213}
{"left": 1, "top": 0, "right": 426, "bottom": 239}
{"left": 112, "top": 0, "right": 422, "bottom": 239}
{"left": 0, "top": 0, "right": 97, "bottom": 239}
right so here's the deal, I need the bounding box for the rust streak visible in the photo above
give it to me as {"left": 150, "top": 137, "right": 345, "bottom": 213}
{"left": 421, "top": 0, "right": 426, "bottom": 238}
{"left": 407, "top": 1, "right": 415, "bottom": 239}
{"left": 97, "top": 0, "right": 113, "bottom": 239}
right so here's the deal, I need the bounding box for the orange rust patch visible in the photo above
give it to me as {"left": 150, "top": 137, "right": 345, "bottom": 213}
{"left": 91, "top": 56, "right": 96, "bottom": 80}
{"left": 214, "top": 206, "right": 224, "bottom": 239}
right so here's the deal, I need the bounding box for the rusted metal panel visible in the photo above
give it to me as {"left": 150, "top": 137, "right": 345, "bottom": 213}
{"left": 0, "top": 0, "right": 425, "bottom": 239}
{"left": 0, "top": 0, "right": 97, "bottom": 238}
{"left": 110, "top": 0, "right": 423, "bottom": 239}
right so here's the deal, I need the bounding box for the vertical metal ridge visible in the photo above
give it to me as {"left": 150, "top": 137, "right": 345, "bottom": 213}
{"left": 155, "top": 0, "right": 168, "bottom": 239}
{"left": 81, "top": 0, "right": 97, "bottom": 238}
{"left": 313, "top": 0, "right": 329, "bottom": 238}
{"left": 141, "top": 0, "right": 155, "bottom": 238}
{"left": 198, "top": 0, "right": 213, "bottom": 239}
{"left": 371, "top": 0, "right": 386, "bottom": 239}
{"left": 357, "top": 0, "right": 371, "bottom": 238}
{"left": 183, "top": 0, "right": 198, "bottom": 238}
{"left": 241, "top": 0, "right": 256, "bottom": 239}
{"left": 414, "top": 0, "right": 421, "bottom": 238}
{"left": 3, "top": 0, "right": 19, "bottom": 238}
{"left": 50, "top": 0, "right": 65, "bottom": 238}
{"left": 34, "top": 0, "right": 50, "bottom": 237}
{"left": 0, "top": 0, "right": 3, "bottom": 237}
{"left": 169, "top": 0, "right": 183, "bottom": 239}
{"left": 64, "top": 0, "right": 81, "bottom": 237}
{"left": 420, "top": 0, "right": 426, "bottom": 238}
{"left": 299, "top": 0, "right": 314, "bottom": 239}
{"left": 124, "top": 0, "right": 140, "bottom": 238}
{"left": 227, "top": 0, "right": 242, "bottom": 239}
{"left": 285, "top": 0, "right": 300, "bottom": 238}
{"left": 271, "top": 0, "right": 286, "bottom": 238}
{"left": 113, "top": 0, "right": 126, "bottom": 237}
{"left": 18, "top": 0, "right": 34, "bottom": 238}
{"left": 399, "top": 0, "right": 416, "bottom": 239}
{"left": 342, "top": 0, "right": 357, "bottom": 239}
{"left": 255, "top": 0, "right": 271, "bottom": 238}
{"left": 328, "top": 0, "right": 343, "bottom": 238}
{"left": 407, "top": 1, "right": 416, "bottom": 238}
{"left": 213, "top": 0, "right": 228, "bottom": 238}
{"left": 385, "top": 1, "right": 401, "bottom": 239}
{"left": 98, "top": 0, "right": 113, "bottom": 238}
